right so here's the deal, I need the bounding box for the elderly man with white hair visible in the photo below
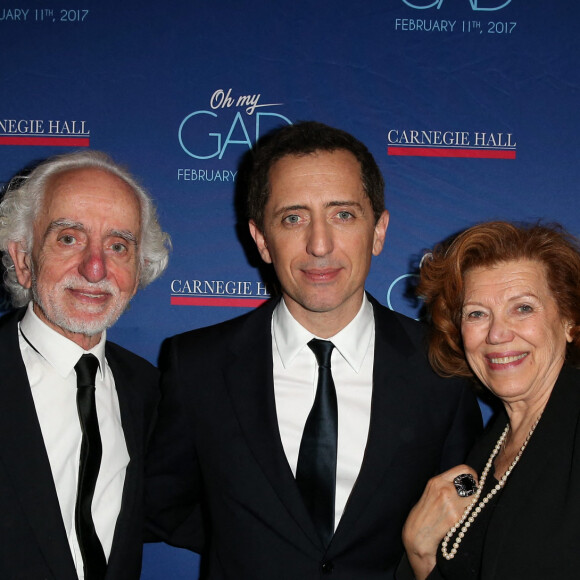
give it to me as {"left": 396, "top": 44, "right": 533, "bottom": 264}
{"left": 0, "top": 150, "right": 170, "bottom": 580}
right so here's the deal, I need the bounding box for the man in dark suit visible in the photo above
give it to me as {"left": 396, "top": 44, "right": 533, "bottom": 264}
{"left": 0, "top": 151, "right": 171, "bottom": 580}
{"left": 146, "top": 122, "right": 482, "bottom": 579}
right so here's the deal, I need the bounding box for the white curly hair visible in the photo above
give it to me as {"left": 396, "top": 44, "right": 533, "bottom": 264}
{"left": 0, "top": 150, "right": 171, "bottom": 306}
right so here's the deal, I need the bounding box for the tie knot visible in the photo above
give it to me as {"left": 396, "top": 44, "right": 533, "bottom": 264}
{"left": 308, "top": 339, "right": 334, "bottom": 368}
{"left": 74, "top": 354, "right": 99, "bottom": 388}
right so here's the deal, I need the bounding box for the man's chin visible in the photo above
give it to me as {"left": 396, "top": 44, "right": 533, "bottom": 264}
{"left": 58, "top": 318, "right": 110, "bottom": 337}
{"left": 33, "top": 289, "right": 130, "bottom": 340}
{"left": 46, "top": 308, "right": 123, "bottom": 338}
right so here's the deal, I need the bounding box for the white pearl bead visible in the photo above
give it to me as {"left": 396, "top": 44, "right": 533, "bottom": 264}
{"left": 441, "top": 415, "right": 541, "bottom": 561}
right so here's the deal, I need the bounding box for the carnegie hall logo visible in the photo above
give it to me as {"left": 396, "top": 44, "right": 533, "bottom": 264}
{"left": 177, "top": 88, "right": 292, "bottom": 183}
{"left": 170, "top": 278, "right": 271, "bottom": 308}
{"left": 387, "top": 128, "right": 516, "bottom": 159}
{"left": 0, "top": 118, "right": 90, "bottom": 147}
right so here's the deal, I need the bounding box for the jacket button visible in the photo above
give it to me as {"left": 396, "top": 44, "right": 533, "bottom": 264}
{"left": 321, "top": 560, "right": 334, "bottom": 574}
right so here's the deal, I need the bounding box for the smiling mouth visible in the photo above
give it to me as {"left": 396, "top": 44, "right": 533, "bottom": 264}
{"left": 70, "top": 289, "right": 110, "bottom": 301}
{"left": 302, "top": 268, "right": 341, "bottom": 282}
{"left": 488, "top": 353, "right": 528, "bottom": 364}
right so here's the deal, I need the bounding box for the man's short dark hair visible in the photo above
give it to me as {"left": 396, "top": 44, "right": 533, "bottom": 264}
{"left": 247, "top": 121, "right": 385, "bottom": 231}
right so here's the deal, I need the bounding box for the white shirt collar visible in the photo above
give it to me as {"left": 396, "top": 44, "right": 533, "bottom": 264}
{"left": 19, "top": 302, "right": 107, "bottom": 379}
{"left": 272, "top": 294, "right": 374, "bottom": 373}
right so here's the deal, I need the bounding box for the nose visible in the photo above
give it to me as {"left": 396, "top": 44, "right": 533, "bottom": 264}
{"left": 306, "top": 217, "right": 333, "bottom": 257}
{"left": 78, "top": 242, "right": 107, "bottom": 282}
{"left": 486, "top": 314, "right": 514, "bottom": 345}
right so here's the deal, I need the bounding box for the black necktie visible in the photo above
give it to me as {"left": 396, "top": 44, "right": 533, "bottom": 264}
{"left": 296, "top": 339, "right": 338, "bottom": 546}
{"left": 74, "top": 354, "right": 107, "bottom": 580}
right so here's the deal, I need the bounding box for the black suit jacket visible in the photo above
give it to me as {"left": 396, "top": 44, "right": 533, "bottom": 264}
{"left": 146, "top": 295, "right": 482, "bottom": 579}
{"left": 451, "top": 365, "right": 580, "bottom": 579}
{"left": 397, "top": 365, "right": 580, "bottom": 580}
{"left": 0, "top": 308, "right": 159, "bottom": 580}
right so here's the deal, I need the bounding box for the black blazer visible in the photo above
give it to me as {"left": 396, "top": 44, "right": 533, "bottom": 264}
{"left": 457, "top": 365, "right": 580, "bottom": 579}
{"left": 0, "top": 308, "right": 159, "bottom": 580}
{"left": 398, "top": 365, "right": 580, "bottom": 580}
{"left": 146, "top": 295, "right": 482, "bottom": 580}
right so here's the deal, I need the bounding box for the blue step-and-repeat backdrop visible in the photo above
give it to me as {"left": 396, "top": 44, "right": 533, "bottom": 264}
{"left": 2, "top": 1, "right": 578, "bottom": 577}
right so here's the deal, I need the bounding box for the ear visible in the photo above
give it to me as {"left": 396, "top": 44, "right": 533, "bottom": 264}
{"left": 8, "top": 241, "right": 33, "bottom": 289}
{"left": 249, "top": 220, "right": 273, "bottom": 264}
{"left": 372, "top": 210, "right": 390, "bottom": 256}
{"left": 565, "top": 319, "right": 574, "bottom": 343}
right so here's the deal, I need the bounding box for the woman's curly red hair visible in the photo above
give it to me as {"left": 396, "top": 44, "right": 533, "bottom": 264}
{"left": 419, "top": 221, "right": 580, "bottom": 378}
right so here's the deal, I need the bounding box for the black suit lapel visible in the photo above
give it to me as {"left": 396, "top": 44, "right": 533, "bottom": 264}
{"left": 332, "top": 299, "right": 419, "bottom": 544}
{"left": 0, "top": 310, "right": 77, "bottom": 579}
{"left": 104, "top": 345, "right": 139, "bottom": 570}
{"left": 223, "top": 300, "right": 322, "bottom": 550}
{"left": 106, "top": 346, "right": 139, "bottom": 462}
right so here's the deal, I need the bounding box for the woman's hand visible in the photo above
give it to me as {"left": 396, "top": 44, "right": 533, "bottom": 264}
{"left": 402, "top": 465, "right": 479, "bottom": 580}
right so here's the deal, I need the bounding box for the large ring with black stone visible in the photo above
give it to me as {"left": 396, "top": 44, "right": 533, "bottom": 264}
{"left": 453, "top": 473, "right": 477, "bottom": 497}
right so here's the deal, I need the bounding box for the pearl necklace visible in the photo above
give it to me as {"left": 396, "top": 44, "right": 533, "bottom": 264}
{"left": 441, "top": 414, "right": 542, "bottom": 560}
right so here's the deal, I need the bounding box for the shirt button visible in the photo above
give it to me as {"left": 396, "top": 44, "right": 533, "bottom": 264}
{"left": 321, "top": 560, "right": 334, "bottom": 574}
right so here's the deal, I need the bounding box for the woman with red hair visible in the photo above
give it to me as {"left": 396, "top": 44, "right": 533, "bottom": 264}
{"left": 399, "top": 221, "right": 580, "bottom": 579}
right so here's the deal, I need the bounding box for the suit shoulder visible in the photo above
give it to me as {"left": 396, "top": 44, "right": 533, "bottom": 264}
{"left": 371, "top": 298, "right": 429, "bottom": 346}
{"left": 383, "top": 305, "right": 427, "bottom": 336}
{"left": 369, "top": 294, "right": 424, "bottom": 328}
{"left": 372, "top": 299, "right": 470, "bottom": 391}
{"left": 0, "top": 307, "right": 26, "bottom": 330}
{"left": 105, "top": 340, "right": 158, "bottom": 374}
{"left": 165, "top": 299, "right": 275, "bottom": 351}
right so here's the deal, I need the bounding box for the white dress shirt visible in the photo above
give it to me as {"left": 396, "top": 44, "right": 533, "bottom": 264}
{"left": 19, "top": 303, "right": 129, "bottom": 579}
{"left": 272, "top": 295, "right": 375, "bottom": 529}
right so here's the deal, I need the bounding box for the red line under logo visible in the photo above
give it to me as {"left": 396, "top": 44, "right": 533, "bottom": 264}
{"left": 0, "top": 136, "right": 90, "bottom": 147}
{"left": 388, "top": 146, "right": 515, "bottom": 159}
{"left": 171, "top": 296, "right": 268, "bottom": 308}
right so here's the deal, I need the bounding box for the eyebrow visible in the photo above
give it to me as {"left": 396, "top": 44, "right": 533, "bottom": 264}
{"left": 110, "top": 229, "right": 138, "bottom": 246}
{"left": 272, "top": 200, "right": 364, "bottom": 218}
{"left": 463, "top": 292, "right": 540, "bottom": 306}
{"left": 43, "top": 219, "right": 83, "bottom": 244}
{"left": 44, "top": 220, "right": 138, "bottom": 246}
{"left": 505, "top": 293, "right": 541, "bottom": 304}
